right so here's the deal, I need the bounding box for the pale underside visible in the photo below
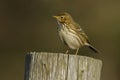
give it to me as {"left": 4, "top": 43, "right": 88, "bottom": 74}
{"left": 59, "top": 29, "right": 80, "bottom": 49}
{"left": 58, "top": 23, "right": 87, "bottom": 50}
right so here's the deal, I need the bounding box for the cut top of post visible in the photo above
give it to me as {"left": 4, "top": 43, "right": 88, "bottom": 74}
{"left": 24, "top": 52, "right": 102, "bottom": 80}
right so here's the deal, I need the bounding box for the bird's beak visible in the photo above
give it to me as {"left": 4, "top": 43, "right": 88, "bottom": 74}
{"left": 53, "top": 16, "right": 58, "bottom": 19}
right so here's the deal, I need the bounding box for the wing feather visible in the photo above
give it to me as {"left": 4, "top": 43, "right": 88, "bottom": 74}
{"left": 71, "top": 22, "right": 90, "bottom": 43}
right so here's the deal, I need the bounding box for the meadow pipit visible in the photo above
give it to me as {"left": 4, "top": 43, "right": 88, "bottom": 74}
{"left": 53, "top": 12, "right": 99, "bottom": 55}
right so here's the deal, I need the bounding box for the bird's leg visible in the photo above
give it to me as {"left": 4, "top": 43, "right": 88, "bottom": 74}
{"left": 75, "top": 48, "right": 79, "bottom": 55}
{"left": 65, "top": 49, "right": 69, "bottom": 54}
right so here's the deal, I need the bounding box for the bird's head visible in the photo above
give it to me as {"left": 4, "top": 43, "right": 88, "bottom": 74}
{"left": 53, "top": 12, "right": 73, "bottom": 24}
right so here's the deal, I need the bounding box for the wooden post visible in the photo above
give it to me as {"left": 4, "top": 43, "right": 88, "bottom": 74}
{"left": 24, "top": 52, "right": 102, "bottom": 80}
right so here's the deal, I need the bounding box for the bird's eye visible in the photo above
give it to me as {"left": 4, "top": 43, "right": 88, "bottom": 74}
{"left": 61, "top": 16, "right": 64, "bottom": 19}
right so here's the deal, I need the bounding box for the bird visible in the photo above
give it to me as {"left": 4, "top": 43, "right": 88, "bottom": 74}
{"left": 53, "top": 12, "right": 99, "bottom": 55}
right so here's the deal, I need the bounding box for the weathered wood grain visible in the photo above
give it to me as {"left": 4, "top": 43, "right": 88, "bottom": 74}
{"left": 24, "top": 52, "right": 102, "bottom": 80}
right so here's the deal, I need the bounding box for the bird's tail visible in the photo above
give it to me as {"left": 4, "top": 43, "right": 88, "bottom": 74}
{"left": 85, "top": 43, "right": 99, "bottom": 53}
{"left": 88, "top": 44, "right": 99, "bottom": 53}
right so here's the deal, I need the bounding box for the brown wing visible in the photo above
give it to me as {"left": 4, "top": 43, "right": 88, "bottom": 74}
{"left": 72, "top": 22, "right": 90, "bottom": 43}
{"left": 80, "top": 32, "right": 90, "bottom": 43}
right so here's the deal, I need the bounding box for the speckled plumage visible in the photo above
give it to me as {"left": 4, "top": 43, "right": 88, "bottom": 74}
{"left": 53, "top": 12, "right": 99, "bottom": 54}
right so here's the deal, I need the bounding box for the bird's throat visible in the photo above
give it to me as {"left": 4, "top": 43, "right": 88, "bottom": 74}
{"left": 57, "top": 21, "right": 65, "bottom": 29}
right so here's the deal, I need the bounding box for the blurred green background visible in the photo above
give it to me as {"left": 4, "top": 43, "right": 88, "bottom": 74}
{"left": 0, "top": 0, "right": 120, "bottom": 80}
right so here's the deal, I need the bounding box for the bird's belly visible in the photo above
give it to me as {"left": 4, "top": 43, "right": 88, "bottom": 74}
{"left": 60, "top": 30, "right": 81, "bottom": 49}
